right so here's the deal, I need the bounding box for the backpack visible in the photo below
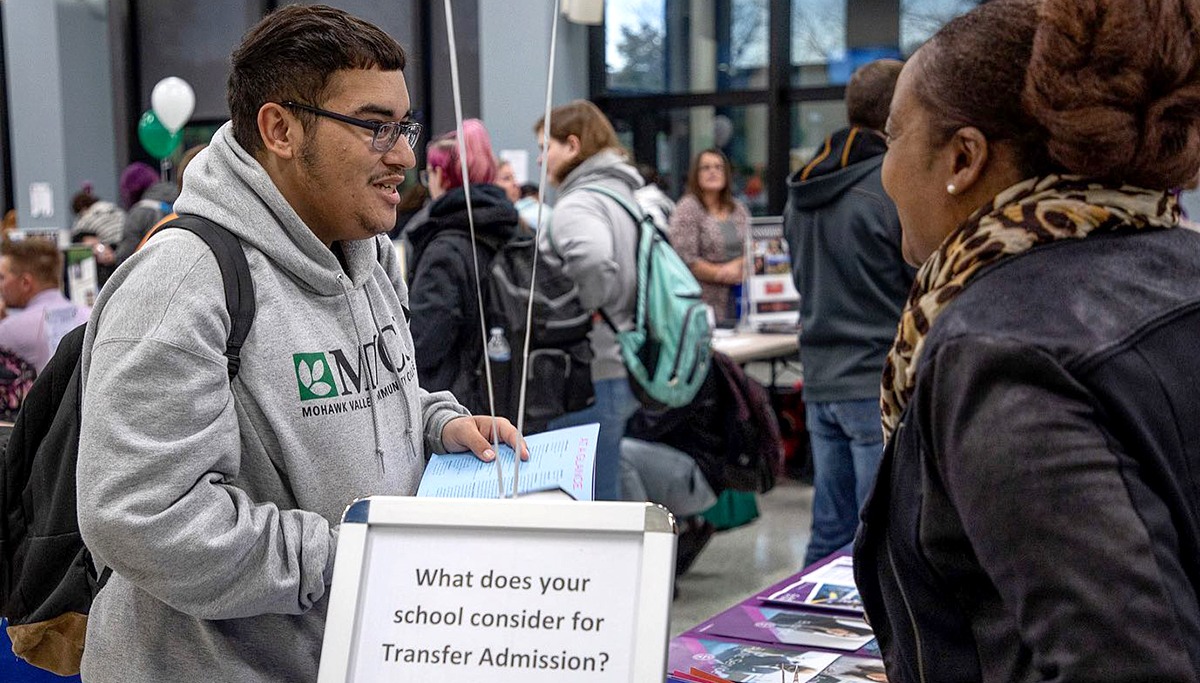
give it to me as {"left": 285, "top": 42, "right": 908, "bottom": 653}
{"left": 0, "top": 350, "right": 36, "bottom": 423}
{"left": 432, "top": 230, "right": 595, "bottom": 434}
{"left": 581, "top": 185, "right": 713, "bottom": 409}
{"left": 626, "top": 351, "right": 783, "bottom": 494}
{"left": 0, "top": 214, "right": 253, "bottom": 675}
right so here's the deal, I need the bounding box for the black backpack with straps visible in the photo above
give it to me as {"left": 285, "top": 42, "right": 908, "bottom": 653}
{"left": 0, "top": 214, "right": 254, "bottom": 675}
{"left": 422, "top": 228, "right": 595, "bottom": 434}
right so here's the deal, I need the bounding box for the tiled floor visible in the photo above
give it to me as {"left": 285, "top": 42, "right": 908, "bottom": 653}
{"left": 670, "top": 478, "right": 813, "bottom": 636}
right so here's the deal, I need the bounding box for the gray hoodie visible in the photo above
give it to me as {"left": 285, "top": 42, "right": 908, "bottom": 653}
{"left": 76, "top": 123, "right": 468, "bottom": 682}
{"left": 539, "top": 150, "right": 642, "bottom": 380}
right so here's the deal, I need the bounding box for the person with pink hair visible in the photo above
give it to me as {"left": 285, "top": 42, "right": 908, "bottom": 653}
{"left": 406, "top": 119, "right": 521, "bottom": 414}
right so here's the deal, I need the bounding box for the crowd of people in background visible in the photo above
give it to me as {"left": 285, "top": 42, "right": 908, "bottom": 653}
{"left": 2, "top": 1, "right": 1199, "bottom": 682}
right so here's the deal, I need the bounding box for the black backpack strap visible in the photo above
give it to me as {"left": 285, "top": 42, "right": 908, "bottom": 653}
{"left": 150, "top": 215, "right": 256, "bottom": 382}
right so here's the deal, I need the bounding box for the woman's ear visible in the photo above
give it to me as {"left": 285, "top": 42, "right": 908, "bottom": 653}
{"left": 946, "top": 126, "right": 989, "bottom": 196}
{"left": 565, "top": 134, "right": 582, "bottom": 158}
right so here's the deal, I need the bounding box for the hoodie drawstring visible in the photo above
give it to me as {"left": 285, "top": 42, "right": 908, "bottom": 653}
{"left": 338, "top": 274, "right": 387, "bottom": 473}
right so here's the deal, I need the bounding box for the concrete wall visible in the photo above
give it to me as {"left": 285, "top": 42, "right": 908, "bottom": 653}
{"left": 58, "top": 0, "right": 119, "bottom": 208}
{"left": 3, "top": 0, "right": 118, "bottom": 233}
{"left": 478, "top": 0, "right": 590, "bottom": 187}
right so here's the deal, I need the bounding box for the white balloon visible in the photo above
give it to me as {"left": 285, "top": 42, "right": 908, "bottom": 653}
{"left": 151, "top": 77, "right": 195, "bottom": 135}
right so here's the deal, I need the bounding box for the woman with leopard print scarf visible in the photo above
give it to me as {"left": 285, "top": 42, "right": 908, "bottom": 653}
{"left": 852, "top": 1, "right": 1200, "bottom": 682}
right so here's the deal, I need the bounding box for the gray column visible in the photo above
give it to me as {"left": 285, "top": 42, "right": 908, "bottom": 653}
{"left": 846, "top": 0, "right": 900, "bottom": 49}
{"left": 3, "top": 0, "right": 118, "bottom": 238}
{"left": 478, "top": 1, "right": 589, "bottom": 189}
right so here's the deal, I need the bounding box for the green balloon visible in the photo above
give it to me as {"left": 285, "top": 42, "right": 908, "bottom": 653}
{"left": 137, "top": 110, "right": 182, "bottom": 160}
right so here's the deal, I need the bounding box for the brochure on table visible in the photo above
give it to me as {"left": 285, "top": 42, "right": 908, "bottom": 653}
{"left": 693, "top": 604, "right": 874, "bottom": 652}
{"left": 668, "top": 552, "right": 886, "bottom": 682}
{"left": 417, "top": 423, "right": 599, "bottom": 500}
{"left": 757, "top": 555, "right": 862, "bottom": 614}
{"left": 668, "top": 637, "right": 885, "bottom": 683}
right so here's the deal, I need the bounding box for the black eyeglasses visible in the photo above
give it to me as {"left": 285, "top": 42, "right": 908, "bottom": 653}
{"left": 280, "top": 101, "right": 422, "bottom": 153}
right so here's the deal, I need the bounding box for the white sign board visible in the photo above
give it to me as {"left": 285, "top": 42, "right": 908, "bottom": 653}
{"left": 318, "top": 497, "right": 676, "bottom": 683}
{"left": 498, "top": 149, "right": 530, "bottom": 185}
{"left": 29, "top": 182, "right": 54, "bottom": 218}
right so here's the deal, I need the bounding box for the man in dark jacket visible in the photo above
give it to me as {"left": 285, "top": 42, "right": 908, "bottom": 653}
{"left": 783, "top": 59, "right": 914, "bottom": 565}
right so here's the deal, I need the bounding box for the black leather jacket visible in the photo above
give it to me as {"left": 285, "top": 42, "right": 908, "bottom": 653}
{"left": 855, "top": 227, "right": 1200, "bottom": 682}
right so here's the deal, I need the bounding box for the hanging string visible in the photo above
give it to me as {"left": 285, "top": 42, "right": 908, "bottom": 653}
{"left": 513, "top": 0, "right": 564, "bottom": 498}
{"left": 442, "top": 0, "right": 505, "bottom": 499}
{"left": 443, "top": 0, "right": 566, "bottom": 499}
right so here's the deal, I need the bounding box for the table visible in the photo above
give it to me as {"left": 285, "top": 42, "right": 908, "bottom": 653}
{"left": 711, "top": 332, "right": 797, "bottom": 364}
{"left": 711, "top": 331, "right": 800, "bottom": 388}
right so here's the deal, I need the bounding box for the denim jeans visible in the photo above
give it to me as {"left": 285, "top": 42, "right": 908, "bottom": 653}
{"left": 548, "top": 377, "right": 639, "bottom": 501}
{"left": 804, "top": 399, "right": 885, "bottom": 566}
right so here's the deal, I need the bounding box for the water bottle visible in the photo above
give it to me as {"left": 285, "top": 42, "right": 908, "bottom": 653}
{"left": 486, "top": 327, "right": 511, "bottom": 362}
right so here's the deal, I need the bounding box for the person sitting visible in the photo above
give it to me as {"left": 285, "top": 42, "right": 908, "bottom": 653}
{"left": 0, "top": 238, "right": 89, "bottom": 373}
{"left": 406, "top": 119, "right": 519, "bottom": 414}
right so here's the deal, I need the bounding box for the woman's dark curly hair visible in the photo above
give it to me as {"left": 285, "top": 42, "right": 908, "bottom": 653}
{"left": 915, "top": 0, "right": 1200, "bottom": 190}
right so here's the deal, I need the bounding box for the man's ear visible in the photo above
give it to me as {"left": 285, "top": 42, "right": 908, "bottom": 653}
{"left": 945, "top": 126, "right": 990, "bottom": 196}
{"left": 257, "top": 102, "right": 303, "bottom": 160}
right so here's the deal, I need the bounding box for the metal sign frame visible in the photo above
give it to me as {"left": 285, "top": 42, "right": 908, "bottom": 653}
{"left": 317, "top": 496, "right": 677, "bottom": 683}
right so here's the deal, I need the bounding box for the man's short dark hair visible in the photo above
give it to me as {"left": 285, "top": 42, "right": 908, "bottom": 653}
{"left": 228, "top": 4, "right": 407, "bottom": 156}
{"left": 845, "top": 59, "right": 904, "bottom": 132}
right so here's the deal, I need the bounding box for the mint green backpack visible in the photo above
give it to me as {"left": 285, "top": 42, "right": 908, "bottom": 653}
{"left": 582, "top": 185, "right": 713, "bottom": 408}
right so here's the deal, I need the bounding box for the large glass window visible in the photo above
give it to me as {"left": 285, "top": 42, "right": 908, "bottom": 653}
{"left": 596, "top": 0, "right": 979, "bottom": 214}
{"left": 604, "top": 0, "right": 769, "bottom": 95}
{"left": 901, "top": 0, "right": 976, "bottom": 54}
{"left": 791, "top": 0, "right": 846, "bottom": 86}
{"left": 790, "top": 101, "right": 849, "bottom": 175}
{"left": 605, "top": 0, "right": 666, "bottom": 93}
{"left": 613, "top": 104, "right": 771, "bottom": 214}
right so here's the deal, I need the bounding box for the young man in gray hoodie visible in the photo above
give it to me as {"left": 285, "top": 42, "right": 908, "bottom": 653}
{"left": 75, "top": 6, "right": 523, "bottom": 682}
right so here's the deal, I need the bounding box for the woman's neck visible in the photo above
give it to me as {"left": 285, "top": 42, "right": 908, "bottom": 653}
{"left": 702, "top": 191, "right": 725, "bottom": 214}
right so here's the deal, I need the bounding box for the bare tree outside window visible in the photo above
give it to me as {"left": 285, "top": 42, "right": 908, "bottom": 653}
{"left": 901, "top": 0, "right": 977, "bottom": 54}
{"left": 792, "top": 0, "right": 845, "bottom": 66}
{"left": 730, "top": 0, "right": 769, "bottom": 70}
{"left": 606, "top": 0, "right": 666, "bottom": 93}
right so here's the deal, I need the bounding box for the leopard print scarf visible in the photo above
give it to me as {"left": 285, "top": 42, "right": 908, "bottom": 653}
{"left": 880, "top": 175, "right": 1178, "bottom": 441}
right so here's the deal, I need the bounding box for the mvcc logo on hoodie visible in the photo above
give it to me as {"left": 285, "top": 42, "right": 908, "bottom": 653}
{"left": 291, "top": 324, "right": 415, "bottom": 405}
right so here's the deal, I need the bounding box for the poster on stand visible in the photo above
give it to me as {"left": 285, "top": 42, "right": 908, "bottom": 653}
{"left": 745, "top": 217, "right": 800, "bottom": 332}
{"left": 64, "top": 244, "right": 98, "bottom": 308}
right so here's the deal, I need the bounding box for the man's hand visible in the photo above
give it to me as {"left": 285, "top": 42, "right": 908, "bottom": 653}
{"left": 441, "top": 415, "right": 529, "bottom": 462}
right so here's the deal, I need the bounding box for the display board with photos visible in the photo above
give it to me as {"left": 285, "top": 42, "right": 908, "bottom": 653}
{"left": 745, "top": 217, "right": 800, "bottom": 332}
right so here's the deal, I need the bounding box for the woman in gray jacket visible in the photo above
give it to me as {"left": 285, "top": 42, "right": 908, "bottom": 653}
{"left": 534, "top": 100, "right": 641, "bottom": 501}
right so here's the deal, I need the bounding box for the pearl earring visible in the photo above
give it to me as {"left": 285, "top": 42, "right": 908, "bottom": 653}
{"left": 946, "top": 183, "right": 957, "bottom": 195}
